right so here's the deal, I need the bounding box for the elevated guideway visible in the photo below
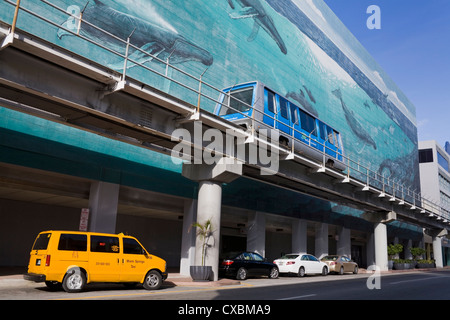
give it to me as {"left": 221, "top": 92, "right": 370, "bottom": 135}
{"left": 0, "top": 1, "right": 449, "bottom": 276}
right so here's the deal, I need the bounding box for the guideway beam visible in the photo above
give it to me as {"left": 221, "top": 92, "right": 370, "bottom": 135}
{"left": 182, "top": 158, "right": 243, "bottom": 281}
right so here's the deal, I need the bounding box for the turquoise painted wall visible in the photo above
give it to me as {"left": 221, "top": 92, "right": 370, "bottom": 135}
{"left": 0, "top": 0, "right": 419, "bottom": 192}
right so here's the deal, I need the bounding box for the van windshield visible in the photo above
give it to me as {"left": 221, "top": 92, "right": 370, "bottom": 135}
{"left": 32, "top": 233, "right": 51, "bottom": 250}
{"left": 219, "top": 87, "right": 254, "bottom": 116}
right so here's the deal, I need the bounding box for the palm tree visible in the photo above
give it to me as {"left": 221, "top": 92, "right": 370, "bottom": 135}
{"left": 190, "top": 218, "right": 213, "bottom": 266}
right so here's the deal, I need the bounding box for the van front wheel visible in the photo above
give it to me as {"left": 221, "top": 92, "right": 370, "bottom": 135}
{"left": 143, "top": 270, "right": 162, "bottom": 290}
{"left": 62, "top": 269, "right": 86, "bottom": 293}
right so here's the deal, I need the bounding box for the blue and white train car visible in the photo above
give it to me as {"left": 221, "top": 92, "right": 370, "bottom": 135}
{"left": 214, "top": 81, "right": 346, "bottom": 171}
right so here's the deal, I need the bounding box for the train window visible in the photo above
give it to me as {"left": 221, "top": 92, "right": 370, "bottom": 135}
{"left": 290, "top": 104, "right": 299, "bottom": 124}
{"left": 279, "top": 97, "right": 289, "bottom": 119}
{"left": 299, "top": 109, "right": 316, "bottom": 135}
{"left": 334, "top": 131, "right": 340, "bottom": 148}
{"left": 318, "top": 121, "right": 327, "bottom": 140}
{"left": 219, "top": 86, "right": 254, "bottom": 116}
{"left": 266, "top": 90, "right": 276, "bottom": 113}
{"left": 326, "top": 125, "right": 334, "bottom": 145}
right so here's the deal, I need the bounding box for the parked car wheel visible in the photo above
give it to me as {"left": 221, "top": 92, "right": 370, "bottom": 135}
{"left": 322, "top": 266, "right": 328, "bottom": 276}
{"left": 62, "top": 269, "right": 86, "bottom": 293}
{"left": 143, "top": 270, "right": 162, "bottom": 290}
{"left": 339, "top": 266, "right": 344, "bottom": 275}
{"left": 236, "top": 267, "right": 248, "bottom": 280}
{"left": 353, "top": 266, "right": 359, "bottom": 274}
{"left": 298, "top": 266, "right": 306, "bottom": 277}
{"left": 269, "top": 267, "right": 279, "bottom": 279}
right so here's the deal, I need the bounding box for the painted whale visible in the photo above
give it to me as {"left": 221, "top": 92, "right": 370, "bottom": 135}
{"left": 227, "top": 0, "right": 287, "bottom": 54}
{"left": 286, "top": 89, "right": 319, "bottom": 117}
{"left": 377, "top": 150, "right": 417, "bottom": 187}
{"left": 332, "top": 88, "right": 377, "bottom": 150}
{"left": 57, "top": 0, "right": 213, "bottom": 69}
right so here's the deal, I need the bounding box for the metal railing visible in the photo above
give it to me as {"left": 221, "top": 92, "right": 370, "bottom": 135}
{"left": 2, "top": 0, "right": 450, "bottom": 225}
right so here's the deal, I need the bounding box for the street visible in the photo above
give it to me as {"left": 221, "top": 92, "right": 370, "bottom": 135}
{"left": 1, "top": 269, "right": 450, "bottom": 301}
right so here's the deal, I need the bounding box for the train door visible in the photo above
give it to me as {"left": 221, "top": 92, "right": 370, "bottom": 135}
{"left": 263, "top": 88, "right": 276, "bottom": 128}
{"left": 276, "top": 96, "right": 291, "bottom": 136}
{"left": 324, "top": 124, "right": 338, "bottom": 159}
{"left": 316, "top": 120, "right": 327, "bottom": 153}
{"left": 290, "top": 104, "right": 301, "bottom": 142}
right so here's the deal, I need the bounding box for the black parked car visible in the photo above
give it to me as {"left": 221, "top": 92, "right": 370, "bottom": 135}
{"left": 219, "top": 252, "right": 279, "bottom": 280}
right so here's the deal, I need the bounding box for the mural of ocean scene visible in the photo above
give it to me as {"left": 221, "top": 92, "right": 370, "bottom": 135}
{"left": 0, "top": 0, "right": 419, "bottom": 194}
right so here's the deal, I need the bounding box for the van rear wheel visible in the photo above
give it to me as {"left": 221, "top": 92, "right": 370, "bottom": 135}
{"left": 62, "top": 269, "right": 86, "bottom": 293}
{"left": 143, "top": 270, "right": 162, "bottom": 290}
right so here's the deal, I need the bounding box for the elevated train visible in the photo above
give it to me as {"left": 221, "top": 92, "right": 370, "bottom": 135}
{"left": 214, "top": 81, "right": 345, "bottom": 171}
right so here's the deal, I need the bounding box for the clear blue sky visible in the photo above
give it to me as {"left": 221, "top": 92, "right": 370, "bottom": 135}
{"left": 323, "top": 0, "right": 450, "bottom": 148}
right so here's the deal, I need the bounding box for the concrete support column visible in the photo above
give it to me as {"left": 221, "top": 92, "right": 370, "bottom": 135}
{"left": 405, "top": 239, "right": 413, "bottom": 260}
{"left": 374, "top": 222, "right": 389, "bottom": 271}
{"left": 362, "top": 211, "right": 396, "bottom": 271}
{"left": 292, "top": 219, "right": 307, "bottom": 254}
{"left": 182, "top": 158, "right": 242, "bottom": 281}
{"left": 180, "top": 199, "right": 197, "bottom": 276}
{"left": 337, "top": 226, "right": 351, "bottom": 257}
{"left": 366, "top": 231, "right": 375, "bottom": 267}
{"left": 88, "top": 181, "right": 119, "bottom": 233}
{"left": 195, "top": 180, "right": 223, "bottom": 280}
{"left": 247, "top": 212, "right": 266, "bottom": 257}
{"left": 315, "top": 223, "right": 328, "bottom": 259}
{"left": 433, "top": 236, "right": 444, "bottom": 268}
{"left": 426, "top": 229, "right": 447, "bottom": 268}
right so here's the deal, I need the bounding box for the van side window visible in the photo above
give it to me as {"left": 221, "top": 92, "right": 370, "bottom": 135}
{"left": 91, "top": 236, "right": 120, "bottom": 253}
{"left": 123, "top": 238, "right": 145, "bottom": 255}
{"left": 58, "top": 234, "right": 87, "bottom": 251}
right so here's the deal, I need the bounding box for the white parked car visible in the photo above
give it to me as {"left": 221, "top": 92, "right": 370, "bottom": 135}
{"left": 274, "top": 253, "right": 328, "bottom": 277}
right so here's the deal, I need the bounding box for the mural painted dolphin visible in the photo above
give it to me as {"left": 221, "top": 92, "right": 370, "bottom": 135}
{"left": 286, "top": 89, "right": 319, "bottom": 117}
{"left": 332, "top": 88, "right": 377, "bottom": 150}
{"left": 227, "top": 0, "right": 288, "bottom": 54}
{"left": 57, "top": 0, "right": 213, "bottom": 69}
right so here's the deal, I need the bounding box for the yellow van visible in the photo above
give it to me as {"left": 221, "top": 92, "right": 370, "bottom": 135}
{"left": 24, "top": 230, "right": 167, "bottom": 292}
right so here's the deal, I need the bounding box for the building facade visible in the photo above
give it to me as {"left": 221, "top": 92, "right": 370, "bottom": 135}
{"left": 0, "top": 0, "right": 439, "bottom": 275}
{"left": 419, "top": 140, "right": 450, "bottom": 265}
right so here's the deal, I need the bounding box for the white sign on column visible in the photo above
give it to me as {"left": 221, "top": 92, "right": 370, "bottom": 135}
{"left": 79, "top": 208, "right": 90, "bottom": 232}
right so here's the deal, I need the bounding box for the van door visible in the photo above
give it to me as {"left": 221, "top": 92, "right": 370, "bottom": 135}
{"left": 89, "top": 235, "right": 121, "bottom": 282}
{"left": 121, "top": 237, "right": 152, "bottom": 282}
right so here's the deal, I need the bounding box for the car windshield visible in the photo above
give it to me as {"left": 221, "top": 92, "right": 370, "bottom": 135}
{"left": 279, "top": 254, "right": 299, "bottom": 259}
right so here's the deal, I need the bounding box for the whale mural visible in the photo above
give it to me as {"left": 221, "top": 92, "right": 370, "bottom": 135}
{"left": 286, "top": 89, "right": 319, "bottom": 117}
{"left": 227, "top": 0, "right": 287, "bottom": 54}
{"left": 332, "top": 88, "right": 377, "bottom": 151}
{"left": 0, "top": 0, "right": 420, "bottom": 193}
{"left": 57, "top": 0, "right": 213, "bottom": 69}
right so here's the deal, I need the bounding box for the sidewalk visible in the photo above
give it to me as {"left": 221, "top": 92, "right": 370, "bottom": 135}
{"left": 1, "top": 266, "right": 449, "bottom": 287}
{"left": 0, "top": 267, "right": 241, "bottom": 287}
